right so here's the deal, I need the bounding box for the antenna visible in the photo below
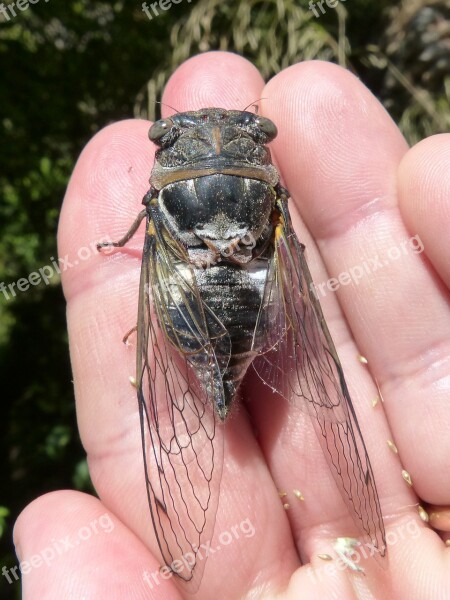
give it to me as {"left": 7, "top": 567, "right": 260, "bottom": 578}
{"left": 242, "top": 98, "right": 268, "bottom": 113}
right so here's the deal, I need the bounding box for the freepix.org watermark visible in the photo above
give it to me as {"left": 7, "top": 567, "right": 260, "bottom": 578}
{"left": 0, "top": 0, "right": 49, "bottom": 21}
{"left": 311, "top": 234, "right": 424, "bottom": 299}
{"left": 308, "top": 0, "right": 347, "bottom": 18}
{"left": 0, "top": 236, "right": 114, "bottom": 302}
{"left": 143, "top": 517, "right": 256, "bottom": 589}
{"left": 2, "top": 513, "right": 114, "bottom": 584}
{"left": 307, "top": 517, "right": 421, "bottom": 583}
{"left": 141, "top": 0, "right": 191, "bottom": 21}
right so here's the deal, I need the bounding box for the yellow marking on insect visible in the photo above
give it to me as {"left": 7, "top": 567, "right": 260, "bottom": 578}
{"left": 274, "top": 223, "right": 284, "bottom": 241}
{"left": 148, "top": 221, "right": 156, "bottom": 236}
{"left": 418, "top": 505, "right": 429, "bottom": 523}
{"left": 402, "top": 470, "right": 413, "bottom": 487}
{"left": 387, "top": 440, "right": 398, "bottom": 454}
{"left": 317, "top": 554, "right": 333, "bottom": 561}
{"left": 212, "top": 126, "right": 222, "bottom": 155}
{"left": 293, "top": 489, "right": 304, "bottom": 501}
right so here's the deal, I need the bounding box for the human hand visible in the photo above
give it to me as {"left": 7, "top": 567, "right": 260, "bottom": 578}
{"left": 14, "top": 52, "right": 450, "bottom": 599}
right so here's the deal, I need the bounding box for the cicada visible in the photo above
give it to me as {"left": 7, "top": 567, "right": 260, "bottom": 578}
{"left": 98, "top": 108, "right": 386, "bottom": 589}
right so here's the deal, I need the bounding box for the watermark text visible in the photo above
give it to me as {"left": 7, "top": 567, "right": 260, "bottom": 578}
{"left": 0, "top": 0, "right": 50, "bottom": 22}
{"left": 2, "top": 513, "right": 114, "bottom": 584}
{"left": 308, "top": 0, "right": 347, "bottom": 18}
{"left": 142, "top": 0, "right": 191, "bottom": 21}
{"left": 142, "top": 517, "right": 256, "bottom": 589}
{"left": 311, "top": 234, "right": 424, "bottom": 299}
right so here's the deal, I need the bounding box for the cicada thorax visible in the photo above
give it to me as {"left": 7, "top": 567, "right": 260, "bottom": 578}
{"left": 156, "top": 173, "right": 277, "bottom": 419}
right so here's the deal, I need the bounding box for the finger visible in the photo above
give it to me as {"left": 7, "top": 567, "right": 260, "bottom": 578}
{"left": 59, "top": 51, "right": 299, "bottom": 600}
{"left": 262, "top": 62, "right": 450, "bottom": 504}
{"left": 243, "top": 62, "right": 422, "bottom": 564}
{"left": 160, "top": 49, "right": 265, "bottom": 113}
{"left": 13, "top": 491, "right": 179, "bottom": 599}
{"left": 393, "top": 134, "right": 450, "bottom": 502}
{"left": 398, "top": 134, "right": 450, "bottom": 287}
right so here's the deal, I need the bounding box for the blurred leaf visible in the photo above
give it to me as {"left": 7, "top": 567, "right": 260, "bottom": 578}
{"left": 44, "top": 425, "right": 71, "bottom": 459}
{"left": 0, "top": 507, "right": 10, "bottom": 538}
{"left": 72, "top": 458, "right": 95, "bottom": 493}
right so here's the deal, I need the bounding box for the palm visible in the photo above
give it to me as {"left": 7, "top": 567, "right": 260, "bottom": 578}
{"left": 15, "top": 53, "right": 450, "bottom": 600}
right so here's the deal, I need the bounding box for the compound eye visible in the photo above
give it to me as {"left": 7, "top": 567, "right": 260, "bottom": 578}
{"left": 148, "top": 118, "right": 174, "bottom": 142}
{"left": 255, "top": 116, "right": 277, "bottom": 140}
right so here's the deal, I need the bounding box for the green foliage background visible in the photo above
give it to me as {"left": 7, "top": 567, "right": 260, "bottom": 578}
{"left": 0, "top": 1, "right": 448, "bottom": 597}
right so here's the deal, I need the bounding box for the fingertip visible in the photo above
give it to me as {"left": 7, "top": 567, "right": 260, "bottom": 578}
{"left": 162, "top": 51, "right": 265, "bottom": 115}
{"left": 13, "top": 491, "right": 175, "bottom": 600}
{"left": 13, "top": 490, "right": 108, "bottom": 560}
{"left": 261, "top": 60, "right": 408, "bottom": 238}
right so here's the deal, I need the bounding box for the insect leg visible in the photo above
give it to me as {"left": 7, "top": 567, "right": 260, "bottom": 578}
{"left": 122, "top": 325, "right": 138, "bottom": 345}
{"left": 96, "top": 208, "right": 147, "bottom": 251}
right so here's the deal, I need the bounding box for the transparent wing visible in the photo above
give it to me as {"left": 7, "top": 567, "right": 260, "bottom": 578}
{"left": 253, "top": 198, "right": 386, "bottom": 560}
{"left": 136, "top": 214, "right": 227, "bottom": 590}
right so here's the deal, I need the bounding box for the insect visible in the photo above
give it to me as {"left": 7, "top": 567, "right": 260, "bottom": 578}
{"left": 98, "top": 107, "right": 386, "bottom": 589}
